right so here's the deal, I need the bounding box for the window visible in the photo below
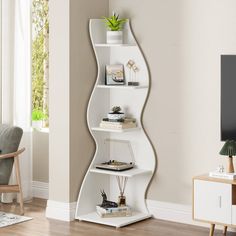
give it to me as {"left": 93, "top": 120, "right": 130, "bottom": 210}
{"left": 32, "top": 0, "right": 49, "bottom": 129}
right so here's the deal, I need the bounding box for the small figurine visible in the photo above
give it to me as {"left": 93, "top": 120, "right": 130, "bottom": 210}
{"left": 132, "top": 64, "right": 139, "bottom": 85}
{"left": 100, "top": 190, "right": 118, "bottom": 208}
{"left": 126, "top": 60, "right": 139, "bottom": 86}
{"left": 217, "top": 165, "right": 224, "bottom": 173}
{"left": 126, "top": 60, "right": 135, "bottom": 84}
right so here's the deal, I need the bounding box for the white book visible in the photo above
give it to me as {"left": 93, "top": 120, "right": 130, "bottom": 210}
{"left": 209, "top": 171, "right": 236, "bottom": 180}
{"left": 97, "top": 211, "right": 132, "bottom": 218}
{"left": 99, "top": 123, "right": 136, "bottom": 129}
{"left": 96, "top": 205, "right": 131, "bottom": 214}
{"left": 96, "top": 205, "right": 132, "bottom": 218}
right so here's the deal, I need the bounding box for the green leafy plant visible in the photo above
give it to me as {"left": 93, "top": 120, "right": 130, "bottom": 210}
{"left": 32, "top": 109, "right": 47, "bottom": 121}
{"left": 103, "top": 13, "right": 127, "bottom": 31}
{"left": 111, "top": 106, "right": 122, "bottom": 114}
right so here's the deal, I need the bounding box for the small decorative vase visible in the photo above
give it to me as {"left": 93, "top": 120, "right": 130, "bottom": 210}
{"left": 118, "top": 195, "right": 126, "bottom": 206}
{"left": 107, "top": 31, "right": 123, "bottom": 44}
{"left": 32, "top": 120, "right": 43, "bottom": 130}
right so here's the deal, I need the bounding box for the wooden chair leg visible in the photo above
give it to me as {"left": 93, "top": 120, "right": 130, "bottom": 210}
{"left": 209, "top": 224, "right": 215, "bottom": 236}
{"left": 223, "top": 226, "right": 227, "bottom": 235}
{"left": 15, "top": 156, "right": 24, "bottom": 215}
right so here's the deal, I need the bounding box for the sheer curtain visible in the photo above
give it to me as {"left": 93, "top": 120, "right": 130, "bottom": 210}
{"left": 2, "top": 0, "right": 32, "bottom": 201}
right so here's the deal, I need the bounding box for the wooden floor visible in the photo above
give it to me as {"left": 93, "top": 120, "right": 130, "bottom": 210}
{"left": 0, "top": 198, "right": 234, "bottom": 236}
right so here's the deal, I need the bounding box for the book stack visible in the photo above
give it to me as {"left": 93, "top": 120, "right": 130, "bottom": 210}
{"left": 99, "top": 118, "right": 137, "bottom": 130}
{"left": 209, "top": 171, "right": 236, "bottom": 180}
{"left": 96, "top": 205, "right": 132, "bottom": 218}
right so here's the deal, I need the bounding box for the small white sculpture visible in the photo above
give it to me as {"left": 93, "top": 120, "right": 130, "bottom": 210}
{"left": 126, "top": 60, "right": 139, "bottom": 86}
{"left": 217, "top": 165, "right": 224, "bottom": 173}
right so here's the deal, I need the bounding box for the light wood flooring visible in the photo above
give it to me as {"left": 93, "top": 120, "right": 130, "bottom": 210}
{"left": 0, "top": 198, "right": 234, "bottom": 236}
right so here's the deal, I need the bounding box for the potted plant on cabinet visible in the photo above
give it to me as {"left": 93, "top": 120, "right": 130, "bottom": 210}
{"left": 103, "top": 12, "right": 127, "bottom": 44}
{"left": 32, "top": 109, "right": 47, "bottom": 130}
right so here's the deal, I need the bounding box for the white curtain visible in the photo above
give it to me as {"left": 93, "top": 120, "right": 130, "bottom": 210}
{"left": 2, "top": 0, "right": 32, "bottom": 201}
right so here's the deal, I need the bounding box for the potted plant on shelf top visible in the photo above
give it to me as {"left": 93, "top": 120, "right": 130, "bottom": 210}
{"left": 103, "top": 12, "right": 127, "bottom": 44}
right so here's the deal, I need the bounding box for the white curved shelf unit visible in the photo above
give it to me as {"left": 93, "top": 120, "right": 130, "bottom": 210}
{"left": 75, "top": 19, "right": 156, "bottom": 228}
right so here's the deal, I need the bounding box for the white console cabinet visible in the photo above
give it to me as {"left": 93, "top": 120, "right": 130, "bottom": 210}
{"left": 193, "top": 174, "right": 236, "bottom": 235}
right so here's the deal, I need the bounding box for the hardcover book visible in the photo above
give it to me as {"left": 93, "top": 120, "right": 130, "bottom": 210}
{"left": 96, "top": 205, "right": 132, "bottom": 218}
{"left": 209, "top": 171, "right": 236, "bottom": 180}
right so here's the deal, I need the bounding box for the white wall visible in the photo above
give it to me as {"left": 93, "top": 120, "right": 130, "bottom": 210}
{"left": 33, "top": 131, "right": 49, "bottom": 183}
{"left": 109, "top": 0, "right": 236, "bottom": 205}
{"left": 49, "top": 0, "right": 70, "bottom": 203}
{"left": 48, "top": 0, "right": 108, "bottom": 208}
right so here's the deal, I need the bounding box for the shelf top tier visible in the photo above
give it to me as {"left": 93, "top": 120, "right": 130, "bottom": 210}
{"left": 90, "top": 167, "right": 152, "bottom": 177}
{"left": 90, "top": 19, "right": 136, "bottom": 45}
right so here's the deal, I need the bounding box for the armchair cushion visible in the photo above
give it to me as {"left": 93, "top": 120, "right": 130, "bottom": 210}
{"left": 0, "top": 125, "right": 23, "bottom": 185}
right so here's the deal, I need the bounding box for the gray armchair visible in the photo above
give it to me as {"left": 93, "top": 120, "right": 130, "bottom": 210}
{"left": 0, "top": 124, "right": 25, "bottom": 215}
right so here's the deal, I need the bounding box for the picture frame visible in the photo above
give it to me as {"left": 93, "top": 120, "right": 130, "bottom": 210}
{"left": 105, "top": 64, "right": 125, "bottom": 85}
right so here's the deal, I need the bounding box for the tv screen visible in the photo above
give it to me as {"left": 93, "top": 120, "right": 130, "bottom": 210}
{"left": 221, "top": 55, "right": 236, "bottom": 141}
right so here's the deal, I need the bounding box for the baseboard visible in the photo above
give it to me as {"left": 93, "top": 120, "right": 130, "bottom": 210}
{"left": 32, "top": 181, "right": 49, "bottom": 199}
{"left": 147, "top": 199, "right": 236, "bottom": 232}
{"left": 46, "top": 200, "right": 77, "bottom": 221}
{"left": 147, "top": 199, "right": 196, "bottom": 225}
{"left": 146, "top": 199, "right": 220, "bottom": 229}
{"left": 22, "top": 180, "right": 33, "bottom": 201}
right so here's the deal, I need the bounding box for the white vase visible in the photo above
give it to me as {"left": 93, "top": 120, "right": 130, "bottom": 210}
{"left": 107, "top": 31, "right": 123, "bottom": 44}
{"left": 32, "top": 120, "right": 43, "bottom": 130}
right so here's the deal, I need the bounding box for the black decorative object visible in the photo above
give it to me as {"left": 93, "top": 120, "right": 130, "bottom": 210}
{"left": 100, "top": 190, "right": 118, "bottom": 208}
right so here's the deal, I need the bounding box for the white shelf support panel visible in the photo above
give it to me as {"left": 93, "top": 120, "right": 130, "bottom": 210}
{"left": 75, "top": 19, "right": 156, "bottom": 228}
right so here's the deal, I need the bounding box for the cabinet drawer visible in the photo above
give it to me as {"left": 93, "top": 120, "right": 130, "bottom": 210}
{"left": 194, "top": 180, "right": 231, "bottom": 224}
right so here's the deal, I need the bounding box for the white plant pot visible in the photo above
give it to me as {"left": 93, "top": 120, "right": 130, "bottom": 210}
{"left": 107, "top": 113, "right": 125, "bottom": 120}
{"left": 107, "top": 31, "right": 123, "bottom": 44}
{"left": 32, "top": 120, "right": 43, "bottom": 130}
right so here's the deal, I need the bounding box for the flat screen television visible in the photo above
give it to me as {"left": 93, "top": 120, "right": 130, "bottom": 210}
{"left": 221, "top": 55, "right": 236, "bottom": 141}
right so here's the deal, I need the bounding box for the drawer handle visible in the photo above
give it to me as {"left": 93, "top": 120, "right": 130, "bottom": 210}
{"left": 218, "top": 196, "right": 222, "bottom": 208}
